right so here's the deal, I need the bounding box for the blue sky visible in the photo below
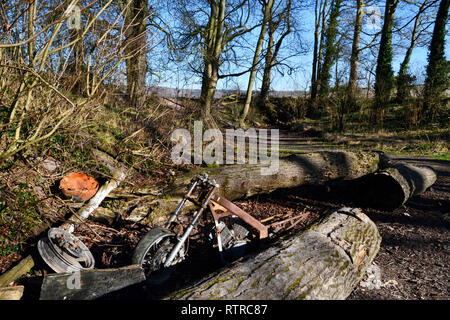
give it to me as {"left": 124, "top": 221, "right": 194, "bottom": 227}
{"left": 155, "top": 1, "right": 450, "bottom": 92}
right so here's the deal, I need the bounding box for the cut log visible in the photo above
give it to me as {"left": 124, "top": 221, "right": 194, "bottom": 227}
{"left": 0, "top": 255, "right": 35, "bottom": 287}
{"left": 0, "top": 286, "right": 24, "bottom": 300}
{"left": 168, "top": 207, "right": 381, "bottom": 300}
{"left": 357, "top": 163, "right": 437, "bottom": 210}
{"left": 39, "top": 265, "right": 145, "bottom": 300}
{"left": 104, "top": 151, "right": 386, "bottom": 224}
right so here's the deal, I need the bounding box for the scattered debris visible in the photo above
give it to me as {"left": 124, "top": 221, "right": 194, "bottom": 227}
{"left": 41, "top": 158, "right": 58, "bottom": 173}
{"left": 59, "top": 172, "right": 99, "bottom": 201}
{"left": 60, "top": 167, "right": 126, "bottom": 233}
{"left": 37, "top": 228, "right": 95, "bottom": 273}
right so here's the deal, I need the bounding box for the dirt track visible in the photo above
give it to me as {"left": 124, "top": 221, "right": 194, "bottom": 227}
{"left": 265, "top": 131, "right": 450, "bottom": 299}
{"left": 348, "top": 156, "right": 450, "bottom": 299}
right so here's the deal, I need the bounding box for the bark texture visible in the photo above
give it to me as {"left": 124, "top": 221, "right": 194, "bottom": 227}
{"left": 168, "top": 207, "right": 381, "bottom": 300}
{"left": 347, "top": 0, "right": 365, "bottom": 102}
{"left": 0, "top": 286, "right": 24, "bottom": 300}
{"left": 124, "top": 0, "right": 148, "bottom": 107}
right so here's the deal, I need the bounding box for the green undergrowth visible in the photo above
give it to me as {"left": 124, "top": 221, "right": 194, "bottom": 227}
{"left": 0, "top": 184, "right": 42, "bottom": 256}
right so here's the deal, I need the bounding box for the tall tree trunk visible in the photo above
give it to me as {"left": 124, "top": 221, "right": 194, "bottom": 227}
{"left": 124, "top": 0, "right": 148, "bottom": 108}
{"left": 240, "top": 0, "right": 274, "bottom": 128}
{"left": 260, "top": 22, "right": 275, "bottom": 104}
{"left": 200, "top": 61, "right": 219, "bottom": 122}
{"left": 311, "top": 0, "right": 329, "bottom": 103}
{"left": 373, "top": 0, "right": 398, "bottom": 125}
{"left": 66, "top": 1, "right": 85, "bottom": 95}
{"left": 347, "top": 0, "right": 365, "bottom": 104}
{"left": 422, "top": 0, "right": 449, "bottom": 121}
{"left": 200, "top": 0, "right": 226, "bottom": 126}
{"left": 260, "top": 0, "right": 292, "bottom": 105}
{"left": 318, "top": 0, "right": 343, "bottom": 98}
{"left": 396, "top": 1, "right": 429, "bottom": 103}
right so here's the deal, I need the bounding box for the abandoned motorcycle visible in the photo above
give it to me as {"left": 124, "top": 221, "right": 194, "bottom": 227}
{"left": 131, "top": 173, "right": 269, "bottom": 285}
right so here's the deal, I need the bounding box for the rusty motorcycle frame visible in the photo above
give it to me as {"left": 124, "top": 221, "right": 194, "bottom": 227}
{"left": 131, "top": 173, "right": 269, "bottom": 285}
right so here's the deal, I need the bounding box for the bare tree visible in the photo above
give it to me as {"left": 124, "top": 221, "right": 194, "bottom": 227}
{"left": 396, "top": 0, "right": 437, "bottom": 103}
{"left": 169, "top": 0, "right": 257, "bottom": 126}
{"left": 239, "top": 0, "right": 275, "bottom": 128}
{"left": 310, "top": 0, "right": 331, "bottom": 104}
{"left": 0, "top": 0, "right": 159, "bottom": 164}
{"left": 259, "top": 0, "right": 293, "bottom": 104}
{"left": 346, "top": 0, "right": 366, "bottom": 103}
{"left": 372, "top": 0, "right": 399, "bottom": 125}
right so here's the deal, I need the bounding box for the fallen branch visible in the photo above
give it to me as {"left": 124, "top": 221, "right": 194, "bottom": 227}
{"left": 0, "top": 286, "right": 24, "bottom": 300}
{"left": 0, "top": 255, "right": 35, "bottom": 287}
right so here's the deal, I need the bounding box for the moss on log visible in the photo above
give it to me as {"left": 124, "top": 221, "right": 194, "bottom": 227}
{"left": 167, "top": 207, "right": 381, "bottom": 300}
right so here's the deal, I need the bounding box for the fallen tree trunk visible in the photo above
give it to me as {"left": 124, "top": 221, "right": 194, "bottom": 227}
{"left": 168, "top": 207, "right": 381, "bottom": 300}
{"left": 356, "top": 163, "right": 437, "bottom": 210}
{"left": 39, "top": 265, "right": 145, "bottom": 300}
{"left": 105, "top": 151, "right": 386, "bottom": 224}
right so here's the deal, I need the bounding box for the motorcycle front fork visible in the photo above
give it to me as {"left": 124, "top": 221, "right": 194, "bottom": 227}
{"left": 163, "top": 185, "right": 218, "bottom": 268}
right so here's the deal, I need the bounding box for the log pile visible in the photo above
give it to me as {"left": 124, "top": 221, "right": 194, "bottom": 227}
{"left": 104, "top": 150, "right": 388, "bottom": 224}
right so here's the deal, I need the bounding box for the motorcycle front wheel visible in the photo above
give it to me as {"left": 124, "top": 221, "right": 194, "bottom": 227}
{"left": 132, "top": 226, "right": 185, "bottom": 285}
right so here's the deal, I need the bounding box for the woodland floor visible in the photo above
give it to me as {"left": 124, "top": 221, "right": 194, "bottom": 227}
{"left": 4, "top": 130, "right": 450, "bottom": 300}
